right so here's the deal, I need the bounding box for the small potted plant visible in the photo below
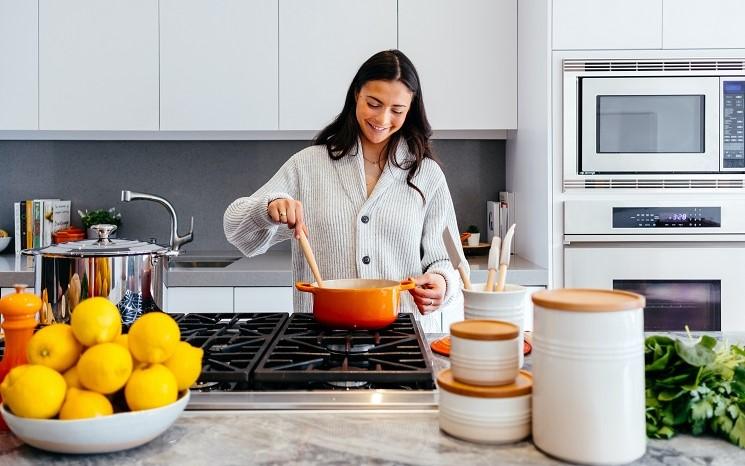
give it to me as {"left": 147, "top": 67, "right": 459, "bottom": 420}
{"left": 466, "top": 225, "right": 480, "bottom": 246}
{"left": 78, "top": 208, "right": 122, "bottom": 239}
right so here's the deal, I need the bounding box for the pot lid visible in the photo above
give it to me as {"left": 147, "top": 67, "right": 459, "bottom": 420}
{"left": 23, "top": 224, "right": 169, "bottom": 257}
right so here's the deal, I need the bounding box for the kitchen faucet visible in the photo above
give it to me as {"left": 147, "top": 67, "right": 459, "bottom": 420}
{"left": 121, "top": 190, "right": 194, "bottom": 252}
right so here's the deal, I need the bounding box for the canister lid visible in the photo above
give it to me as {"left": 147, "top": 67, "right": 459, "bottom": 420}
{"left": 450, "top": 320, "right": 519, "bottom": 341}
{"left": 437, "top": 369, "right": 532, "bottom": 398}
{"left": 531, "top": 289, "right": 645, "bottom": 312}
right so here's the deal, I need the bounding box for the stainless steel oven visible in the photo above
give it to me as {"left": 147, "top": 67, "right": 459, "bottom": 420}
{"left": 563, "top": 199, "right": 745, "bottom": 331}
{"left": 563, "top": 59, "right": 745, "bottom": 189}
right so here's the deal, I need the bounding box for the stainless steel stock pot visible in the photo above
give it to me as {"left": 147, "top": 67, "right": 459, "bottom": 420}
{"left": 23, "top": 224, "right": 172, "bottom": 325}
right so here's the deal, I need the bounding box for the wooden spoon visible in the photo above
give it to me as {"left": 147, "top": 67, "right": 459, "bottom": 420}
{"left": 297, "top": 230, "right": 324, "bottom": 288}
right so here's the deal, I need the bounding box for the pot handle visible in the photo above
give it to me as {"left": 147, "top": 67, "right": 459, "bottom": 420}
{"left": 295, "top": 282, "right": 316, "bottom": 293}
{"left": 399, "top": 279, "right": 416, "bottom": 291}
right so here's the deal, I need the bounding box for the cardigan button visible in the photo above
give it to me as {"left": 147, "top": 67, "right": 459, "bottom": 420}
{"left": 361, "top": 215, "right": 369, "bottom": 224}
{"left": 362, "top": 256, "right": 371, "bottom": 265}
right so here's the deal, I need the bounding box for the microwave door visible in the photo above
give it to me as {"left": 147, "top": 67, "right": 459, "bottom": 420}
{"left": 579, "top": 77, "right": 720, "bottom": 174}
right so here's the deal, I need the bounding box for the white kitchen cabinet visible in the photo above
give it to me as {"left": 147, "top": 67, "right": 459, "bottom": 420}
{"left": 234, "top": 287, "right": 293, "bottom": 313}
{"left": 159, "top": 0, "right": 278, "bottom": 130}
{"left": 278, "top": 0, "right": 397, "bottom": 130}
{"left": 38, "top": 0, "right": 158, "bottom": 130}
{"left": 399, "top": 0, "right": 517, "bottom": 130}
{"left": 552, "top": 0, "right": 662, "bottom": 50}
{"left": 0, "top": 0, "right": 37, "bottom": 129}
{"left": 165, "top": 287, "right": 233, "bottom": 314}
{"left": 663, "top": 0, "right": 745, "bottom": 49}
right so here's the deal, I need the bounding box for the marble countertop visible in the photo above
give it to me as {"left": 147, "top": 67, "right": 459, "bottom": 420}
{"left": 0, "top": 250, "right": 548, "bottom": 288}
{"left": 1, "top": 334, "right": 744, "bottom": 465}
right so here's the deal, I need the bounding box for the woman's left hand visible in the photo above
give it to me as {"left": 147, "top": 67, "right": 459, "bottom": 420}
{"left": 408, "top": 273, "right": 446, "bottom": 315}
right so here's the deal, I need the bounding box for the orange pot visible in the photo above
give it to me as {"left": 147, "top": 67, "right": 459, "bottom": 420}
{"left": 295, "top": 278, "right": 416, "bottom": 329}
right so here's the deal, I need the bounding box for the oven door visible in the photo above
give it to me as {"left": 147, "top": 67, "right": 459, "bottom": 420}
{"left": 580, "top": 77, "right": 720, "bottom": 173}
{"left": 564, "top": 243, "right": 745, "bottom": 331}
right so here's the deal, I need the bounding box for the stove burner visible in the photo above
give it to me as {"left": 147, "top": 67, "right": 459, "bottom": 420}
{"left": 326, "top": 340, "right": 377, "bottom": 354}
{"left": 253, "top": 313, "right": 435, "bottom": 389}
{"left": 191, "top": 380, "right": 220, "bottom": 391}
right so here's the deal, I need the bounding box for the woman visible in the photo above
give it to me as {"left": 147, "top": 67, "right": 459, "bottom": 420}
{"left": 224, "top": 49, "right": 465, "bottom": 331}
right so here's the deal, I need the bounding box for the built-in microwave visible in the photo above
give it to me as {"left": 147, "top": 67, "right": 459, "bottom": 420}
{"left": 563, "top": 59, "right": 745, "bottom": 189}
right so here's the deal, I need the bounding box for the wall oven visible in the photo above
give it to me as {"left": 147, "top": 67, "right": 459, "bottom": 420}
{"left": 563, "top": 59, "right": 745, "bottom": 189}
{"left": 563, "top": 199, "right": 745, "bottom": 331}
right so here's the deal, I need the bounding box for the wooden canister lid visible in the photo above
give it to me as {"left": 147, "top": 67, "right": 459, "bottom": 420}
{"left": 531, "top": 288, "right": 645, "bottom": 312}
{"left": 437, "top": 369, "right": 532, "bottom": 398}
{"left": 450, "top": 320, "right": 519, "bottom": 341}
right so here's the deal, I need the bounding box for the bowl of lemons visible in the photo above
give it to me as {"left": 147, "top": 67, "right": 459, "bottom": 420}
{"left": 0, "top": 298, "right": 203, "bottom": 454}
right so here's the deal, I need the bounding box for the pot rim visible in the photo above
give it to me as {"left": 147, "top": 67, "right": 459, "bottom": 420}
{"left": 296, "top": 278, "right": 415, "bottom": 293}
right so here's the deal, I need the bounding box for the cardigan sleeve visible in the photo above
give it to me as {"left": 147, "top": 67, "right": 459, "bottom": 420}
{"left": 420, "top": 177, "right": 468, "bottom": 307}
{"left": 223, "top": 156, "right": 298, "bottom": 257}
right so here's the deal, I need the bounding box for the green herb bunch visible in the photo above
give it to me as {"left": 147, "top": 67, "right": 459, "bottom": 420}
{"left": 77, "top": 208, "right": 122, "bottom": 229}
{"left": 645, "top": 334, "right": 745, "bottom": 447}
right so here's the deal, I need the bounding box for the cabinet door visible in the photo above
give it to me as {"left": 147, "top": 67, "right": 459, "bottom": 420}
{"left": 399, "top": 0, "right": 516, "bottom": 130}
{"left": 553, "top": 0, "right": 662, "bottom": 50}
{"left": 0, "top": 0, "right": 37, "bottom": 129}
{"left": 279, "top": 0, "right": 397, "bottom": 130}
{"left": 663, "top": 0, "right": 745, "bottom": 49}
{"left": 160, "top": 0, "right": 278, "bottom": 130}
{"left": 234, "top": 287, "right": 293, "bottom": 313}
{"left": 39, "top": 0, "right": 158, "bottom": 130}
{"left": 165, "top": 287, "right": 233, "bottom": 313}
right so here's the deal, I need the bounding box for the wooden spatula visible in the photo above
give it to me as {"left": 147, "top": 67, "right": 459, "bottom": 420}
{"left": 297, "top": 229, "right": 324, "bottom": 288}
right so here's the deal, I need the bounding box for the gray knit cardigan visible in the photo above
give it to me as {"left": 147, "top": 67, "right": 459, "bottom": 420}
{"left": 223, "top": 141, "right": 466, "bottom": 332}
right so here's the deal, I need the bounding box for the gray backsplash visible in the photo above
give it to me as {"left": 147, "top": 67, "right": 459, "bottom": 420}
{"left": 1, "top": 139, "right": 505, "bottom": 252}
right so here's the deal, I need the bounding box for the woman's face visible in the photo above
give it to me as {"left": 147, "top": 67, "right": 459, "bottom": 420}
{"left": 355, "top": 80, "right": 413, "bottom": 150}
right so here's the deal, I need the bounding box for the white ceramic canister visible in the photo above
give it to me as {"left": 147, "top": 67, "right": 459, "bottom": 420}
{"left": 449, "top": 320, "right": 520, "bottom": 386}
{"left": 462, "top": 283, "right": 527, "bottom": 367}
{"left": 531, "top": 289, "right": 646, "bottom": 465}
{"left": 437, "top": 369, "right": 532, "bottom": 444}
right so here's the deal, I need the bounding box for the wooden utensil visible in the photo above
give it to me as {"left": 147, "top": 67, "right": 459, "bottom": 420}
{"left": 443, "top": 225, "right": 471, "bottom": 290}
{"left": 485, "top": 236, "right": 501, "bottom": 292}
{"left": 495, "top": 224, "right": 516, "bottom": 292}
{"left": 297, "top": 230, "right": 324, "bottom": 288}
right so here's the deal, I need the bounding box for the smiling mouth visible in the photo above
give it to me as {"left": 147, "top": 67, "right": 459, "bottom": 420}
{"left": 367, "top": 121, "right": 389, "bottom": 133}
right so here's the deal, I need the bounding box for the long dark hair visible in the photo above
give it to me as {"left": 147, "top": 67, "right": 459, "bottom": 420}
{"left": 313, "top": 49, "right": 434, "bottom": 201}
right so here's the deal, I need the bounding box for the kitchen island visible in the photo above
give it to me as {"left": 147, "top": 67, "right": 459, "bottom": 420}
{"left": 1, "top": 334, "right": 744, "bottom": 465}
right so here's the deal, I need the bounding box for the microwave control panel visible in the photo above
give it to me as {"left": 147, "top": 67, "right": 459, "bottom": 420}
{"left": 612, "top": 207, "right": 721, "bottom": 228}
{"left": 723, "top": 80, "right": 745, "bottom": 168}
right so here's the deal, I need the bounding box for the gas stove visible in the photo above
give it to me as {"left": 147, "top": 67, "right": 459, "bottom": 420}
{"left": 170, "top": 312, "right": 439, "bottom": 411}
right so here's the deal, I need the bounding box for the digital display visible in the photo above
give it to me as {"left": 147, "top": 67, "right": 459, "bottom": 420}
{"left": 612, "top": 207, "right": 721, "bottom": 229}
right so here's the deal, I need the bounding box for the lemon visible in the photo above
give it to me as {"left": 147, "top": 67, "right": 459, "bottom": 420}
{"left": 77, "top": 343, "right": 133, "bottom": 394}
{"left": 128, "top": 312, "right": 180, "bottom": 363}
{"left": 125, "top": 364, "right": 178, "bottom": 411}
{"left": 59, "top": 387, "right": 113, "bottom": 420}
{"left": 163, "top": 341, "right": 204, "bottom": 391}
{"left": 26, "top": 323, "right": 83, "bottom": 372}
{"left": 63, "top": 366, "right": 83, "bottom": 389}
{"left": 0, "top": 364, "right": 66, "bottom": 419}
{"left": 71, "top": 297, "right": 122, "bottom": 346}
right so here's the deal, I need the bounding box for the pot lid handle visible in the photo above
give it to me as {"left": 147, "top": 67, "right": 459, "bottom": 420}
{"left": 91, "top": 224, "right": 118, "bottom": 244}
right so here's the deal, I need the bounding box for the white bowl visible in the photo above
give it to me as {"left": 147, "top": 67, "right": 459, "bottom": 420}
{"left": 1, "top": 390, "right": 190, "bottom": 454}
{"left": 0, "top": 236, "right": 11, "bottom": 253}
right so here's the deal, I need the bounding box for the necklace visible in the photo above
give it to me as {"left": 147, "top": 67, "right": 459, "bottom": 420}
{"left": 362, "top": 154, "right": 383, "bottom": 166}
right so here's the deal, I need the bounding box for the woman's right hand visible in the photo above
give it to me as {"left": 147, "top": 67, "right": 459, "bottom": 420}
{"left": 268, "top": 199, "right": 308, "bottom": 239}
